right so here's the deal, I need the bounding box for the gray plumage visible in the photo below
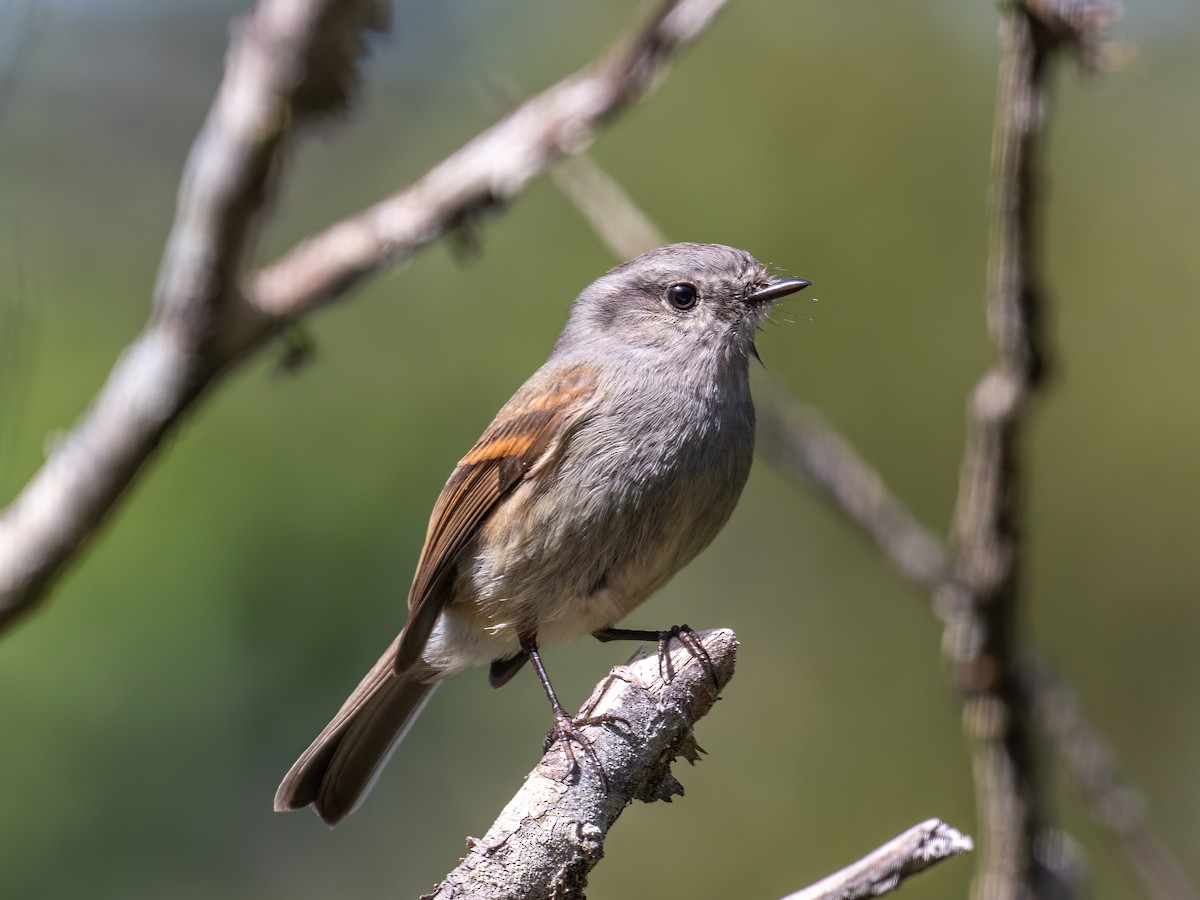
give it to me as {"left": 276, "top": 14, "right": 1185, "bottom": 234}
{"left": 274, "top": 243, "right": 808, "bottom": 824}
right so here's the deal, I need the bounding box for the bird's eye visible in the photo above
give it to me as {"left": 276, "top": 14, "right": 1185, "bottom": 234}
{"left": 665, "top": 283, "right": 698, "bottom": 311}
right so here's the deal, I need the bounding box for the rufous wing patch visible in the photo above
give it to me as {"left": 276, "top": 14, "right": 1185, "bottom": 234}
{"left": 393, "top": 363, "right": 597, "bottom": 672}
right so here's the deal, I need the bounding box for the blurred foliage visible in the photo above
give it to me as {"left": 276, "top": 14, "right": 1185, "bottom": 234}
{"left": 1, "top": 1, "right": 1198, "bottom": 898}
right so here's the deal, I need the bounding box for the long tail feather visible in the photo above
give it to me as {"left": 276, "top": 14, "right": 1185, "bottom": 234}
{"left": 275, "top": 647, "right": 438, "bottom": 826}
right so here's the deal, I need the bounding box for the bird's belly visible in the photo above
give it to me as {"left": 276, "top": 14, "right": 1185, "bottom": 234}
{"left": 449, "top": 530, "right": 653, "bottom": 647}
{"left": 424, "top": 557, "right": 673, "bottom": 675}
{"left": 422, "top": 397, "right": 753, "bottom": 675}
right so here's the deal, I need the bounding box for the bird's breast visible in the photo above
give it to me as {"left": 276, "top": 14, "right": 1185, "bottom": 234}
{"left": 432, "top": 363, "right": 756, "bottom": 669}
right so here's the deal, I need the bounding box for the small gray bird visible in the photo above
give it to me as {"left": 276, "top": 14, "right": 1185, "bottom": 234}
{"left": 274, "top": 243, "right": 809, "bottom": 825}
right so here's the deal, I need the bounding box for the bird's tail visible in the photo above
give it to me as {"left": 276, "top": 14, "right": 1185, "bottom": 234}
{"left": 274, "top": 644, "right": 438, "bottom": 826}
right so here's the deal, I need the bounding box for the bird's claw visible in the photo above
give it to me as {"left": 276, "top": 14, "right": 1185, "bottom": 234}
{"left": 544, "top": 710, "right": 610, "bottom": 790}
{"left": 657, "top": 624, "right": 718, "bottom": 689}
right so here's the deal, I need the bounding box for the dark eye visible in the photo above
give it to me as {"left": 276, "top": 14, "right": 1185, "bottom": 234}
{"left": 665, "top": 283, "right": 698, "bottom": 311}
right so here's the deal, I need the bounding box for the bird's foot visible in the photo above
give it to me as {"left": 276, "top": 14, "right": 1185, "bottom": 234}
{"left": 593, "top": 623, "right": 718, "bottom": 688}
{"left": 544, "top": 709, "right": 609, "bottom": 790}
{"left": 655, "top": 624, "right": 717, "bottom": 686}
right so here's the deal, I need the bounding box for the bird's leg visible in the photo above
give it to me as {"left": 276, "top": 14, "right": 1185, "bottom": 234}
{"left": 592, "top": 624, "right": 718, "bottom": 687}
{"left": 518, "top": 632, "right": 608, "bottom": 788}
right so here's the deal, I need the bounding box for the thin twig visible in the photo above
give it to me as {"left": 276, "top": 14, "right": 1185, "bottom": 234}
{"left": 1023, "top": 653, "right": 1200, "bottom": 900}
{"left": 756, "top": 387, "right": 951, "bottom": 592}
{"left": 937, "top": 3, "right": 1091, "bottom": 896}
{"left": 0, "top": 0, "right": 728, "bottom": 631}
{"left": 549, "top": 155, "right": 667, "bottom": 263}
{"left": 426, "top": 629, "right": 737, "bottom": 900}
{"left": 781, "top": 818, "right": 974, "bottom": 900}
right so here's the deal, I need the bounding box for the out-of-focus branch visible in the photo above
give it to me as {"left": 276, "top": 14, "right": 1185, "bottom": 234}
{"left": 248, "top": 0, "right": 729, "bottom": 320}
{"left": 549, "top": 155, "right": 667, "bottom": 263}
{"left": 426, "top": 629, "right": 736, "bottom": 900}
{"left": 0, "top": 0, "right": 729, "bottom": 631}
{"left": 0, "top": 1, "right": 41, "bottom": 115}
{"left": 942, "top": 10, "right": 1054, "bottom": 894}
{"left": 0, "top": 0, "right": 384, "bottom": 629}
{"left": 936, "top": 4, "right": 1124, "bottom": 896}
{"left": 940, "top": 2, "right": 1133, "bottom": 895}
{"left": 1023, "top": 655, "right": 1200, "bottom": 900}
{"left": 756, "top": 389, "right": 950, "bottom": 592}
{"left": 781, "top": 819, "right": 974, "bottom": 900}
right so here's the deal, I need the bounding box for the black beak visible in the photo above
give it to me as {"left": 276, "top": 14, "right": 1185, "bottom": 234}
{"left": 746, "top": 277, "right": 811, "bottom": 305}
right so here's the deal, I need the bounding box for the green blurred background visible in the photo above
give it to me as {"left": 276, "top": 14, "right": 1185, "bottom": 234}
{"left": 1, "top": 1, "right": 1197, "bottom": 897}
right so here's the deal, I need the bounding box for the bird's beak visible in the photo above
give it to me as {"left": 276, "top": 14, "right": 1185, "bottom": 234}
{"left": 746, "top": 277, "right": 811, "bottom": 305}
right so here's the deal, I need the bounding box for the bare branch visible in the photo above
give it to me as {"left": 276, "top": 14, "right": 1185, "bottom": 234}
{"left": 550, "top": 155, "right": 666, "bottom": 262}
{"left": 937, "top": 7, "right": 1057, "bottom": 895}
{"left": 781, "top": 819, "right": 974, "bottom": 900}
{"left": 426, "top": 629, "right": 736, "bottom": 900}
{"left": 756, "top": 387, "right": 950, "bottom": 593}
{"left": 756, "top": 326, "right": 1196, "bottom": 899}
{"left": 940, "top": 2, "right": 1119, "bottom": 896}
{"left": 1023, "top": 654, "right": 1200, "bottom": 900}
{"left": 248, "top": 0, "right": 729, "bottom": 320}
{"left": 0, "top": 0, "right": 728, "bottom": 631}
{"left": 549, "top": 148, "right": 954, "bottom": 597}
{"left": 0, "top": 0, "right": 383, "bottom": 628}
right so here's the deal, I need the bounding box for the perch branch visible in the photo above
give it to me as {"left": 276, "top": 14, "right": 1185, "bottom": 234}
{"left": 0, "top": 0, "right": 728, "bottom": 631}
{"left": 781, "top": 818, "right": 974, "bottom": 900}
{"left": 426, "top": 629, "right": 736, "bottom": 900}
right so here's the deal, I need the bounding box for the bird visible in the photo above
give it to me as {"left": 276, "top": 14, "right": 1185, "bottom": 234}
{"left": 274, "top": 242, "right": 809, "bottom": 825}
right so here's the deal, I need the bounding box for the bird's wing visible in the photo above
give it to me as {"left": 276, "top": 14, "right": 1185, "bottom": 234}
{"left": 393, "top": 362, "right": 597, "bottom": 672}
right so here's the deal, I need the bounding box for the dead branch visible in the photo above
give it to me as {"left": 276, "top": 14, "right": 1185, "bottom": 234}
{"left": 426, "top": 629, "right": 736, "bottom": 900}
{"left": 1023, "top": 654, "right": 1200, "bottom": 900}
{"left": 549, "top": 154, "right": 667, "bottom": 264}
{"left": 0, "top": 0, "right": 728, "bottom": 631}
{"left": 756, "top": 387, "right": 951, "bottom": 593}
{"left": 781, "top": 818, "right": 974, "bottom": 900}
{"left": 935, "top": 3, "right": 1122, "bottom": 896}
